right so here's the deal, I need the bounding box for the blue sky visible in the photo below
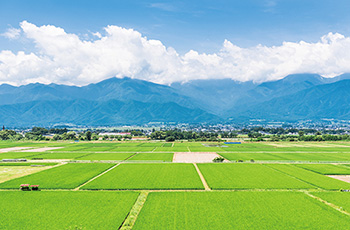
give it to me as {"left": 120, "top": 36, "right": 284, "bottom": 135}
{"left": 1, "top": 0, "right": 350, "bottom": 53}
{"left": 1, "top": 0, "right": 350, "bottom": 85}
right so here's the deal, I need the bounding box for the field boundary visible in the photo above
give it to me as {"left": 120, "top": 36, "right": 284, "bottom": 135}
{"left": 304, "top": 191, "right": 350, "bottom": 217}
{"left": 263, "top": 164, "right": 321, "bottom": 189}
{"left": 0, "top": 188, "right": 325, "bottom": 192}
{"left": 193, "top": 163, "right": 210, "bottom": 191}
{"left": 73, "top": 163, "right": 120, "bottom": 191}
{"left": 70, "top": 152, "right": 98, "bottom": 160}
{"left": 119, "top": 191, "right": 149, "bottom": 230}
{"left": 124, "top": 152, "right": 139, "bottom": 161}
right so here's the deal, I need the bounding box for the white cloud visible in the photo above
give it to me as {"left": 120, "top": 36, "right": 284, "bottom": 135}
{"left": 1, "top": 21, "right": 350, "bottom": 86}
{"left": 1, "top": 28, "right": 21, "bottom": 39}
{"left": 148, "top": 3, "right": 178, "bottom": 12}
{"left": 92, "top": 32, "right": 102, "bottom": 39}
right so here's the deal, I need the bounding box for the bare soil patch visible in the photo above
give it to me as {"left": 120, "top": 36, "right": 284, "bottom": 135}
{"left": 265, "top": 143, "right": 295, "bottom": 148}
{"left": 0, "top": 147, "right": 32, "bottom": 153}
{"left": 301, "top": 143, "right": 350, "bottom": 148}
{"left": 0, "top": 166, "right": 52, "bottom": 183}
{"left": 173, "top": 152, "right": 224, "bottom": 163}
{"left": 322, "top": 144, "right": 350, "bottom": 148}
{"left": 28, "top": 159, "right": 70, "bottom": 163}
{"left": 327, "top": 175, "right": 350, "bottom": 183}
{"left": 21, "top": 147, "right": 64, "bottom": 152}
{"left": 266, "top": 143, "right": 350, "bottom": 148}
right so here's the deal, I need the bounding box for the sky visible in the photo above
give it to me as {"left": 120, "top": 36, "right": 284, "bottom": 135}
{"left": 1, "top": 0, "right": 350, "bottom": 86}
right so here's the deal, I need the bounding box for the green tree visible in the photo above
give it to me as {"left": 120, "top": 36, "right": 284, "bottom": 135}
{"left": 91, "top": 133, "right": 99, "bottom": 140}
{"left": 52, "top": 134, "right": 62, "bottom": 141}
{"left": 165, "top": 136, "right": 175, "bottom": 142}
{"left": 86, "top": 131, "right": 92, "bottom": 141}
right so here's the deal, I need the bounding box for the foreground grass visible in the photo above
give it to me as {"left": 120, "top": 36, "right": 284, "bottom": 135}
{"left": 0, "top": 191, "right": 138, "bottom": 229}
{"left": 311, "top": 192, "right": 350, "bottom": 214}
{"left": 133, "top": 191, "right": 350, "bottom": 229}
{"left": 120, "top": 191, "right": 149, "bottom": 230}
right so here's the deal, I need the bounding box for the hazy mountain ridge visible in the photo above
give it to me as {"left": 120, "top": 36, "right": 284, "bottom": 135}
{"left": 1, "top": 73, "right": 350, "bottom": 126}
{"left": 0, "top": 77, "right": 196, "bottom": 109}
{"left": 0, "top": 99, "right": 219, "bottom": 126}
{"left": 233, "top": 79, "right": 350, "bottom": 121}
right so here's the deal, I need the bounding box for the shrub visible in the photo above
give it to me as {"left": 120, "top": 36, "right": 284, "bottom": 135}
{"left": 20, "top": 184, "right": 30, "bottom": 191}
{"left": 31, "top": 185, "right": 40, "bottom": 191}
{"left": 212, "top": 157, "right": 225, "bottom": 163}
{"left": 165, "top": 136, "right": 175, "bottom": 142}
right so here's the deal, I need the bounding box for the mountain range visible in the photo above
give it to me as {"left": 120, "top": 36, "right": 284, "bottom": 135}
{"left": 1, "top": 73, "right": 350, "bottom": 127}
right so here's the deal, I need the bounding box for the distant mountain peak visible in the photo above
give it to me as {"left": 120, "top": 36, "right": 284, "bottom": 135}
{"left": 0, "top": 73, "right": 350, "bottom": 126}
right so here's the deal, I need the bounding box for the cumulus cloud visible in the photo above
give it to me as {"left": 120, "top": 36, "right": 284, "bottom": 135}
{"left": 1, "top": 21, "right": 350, "bottom": 86}
{"left": 1, "top": 28, "right": 21, "bottom": 39}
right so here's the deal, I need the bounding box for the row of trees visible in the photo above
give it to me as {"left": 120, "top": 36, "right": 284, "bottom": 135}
{"left": 220, "top": 132, "right": 238, "bottom": 138}
{"left": 2, "top": 126, "right": 350, "bottom": 142}
{"left": 31, "top": 127, "right": 68, "bottom": 135}
{"left": 52, "top": 132, "right": 133, "bottom": 141}
{"left": 241, "top": 127, "right": 349, "bottom": 135}
{"left": 0, "top": 130, "right": 23, "bottom": 141}
{"left": 248, "top": 133, "right": 350, "bottom": 142}
{"left": 150, "top": 130, "right": 220, "bottom": 142}
{"left": 0, "top": 128, "right": 136, "bottom": 141}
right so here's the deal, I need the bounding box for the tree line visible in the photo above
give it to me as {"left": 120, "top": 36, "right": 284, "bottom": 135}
{"left": 0, "top": 127, "right": 135, "bottom": 141}
{"left": 1, "top": 126, "right": 350, "bottom": 142}
{"left": 150, "top": 130, "right": 220, "bottom": 142}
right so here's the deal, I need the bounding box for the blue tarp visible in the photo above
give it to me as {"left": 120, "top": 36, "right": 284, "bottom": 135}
{"left": 224, "top": 142, "right": 241, "bottom": 144}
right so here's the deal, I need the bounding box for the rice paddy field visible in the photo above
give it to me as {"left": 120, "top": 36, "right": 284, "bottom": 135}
{"left": 1, "top": 140, "right": 350, "bottom": 229}
{"left": 197, "top": 163, "right": 315, "bottom": 189}
{"left": 0, "top": 191, "right": 138, "bottom": 229}
{"left": 133, "top": 192, "right": 350, "bottom": 229}
{"left": 81, "top": 163, "right": 204, "bottom": 190}
{"left": 0, "top": 163, "right": 115, "bottom": 189}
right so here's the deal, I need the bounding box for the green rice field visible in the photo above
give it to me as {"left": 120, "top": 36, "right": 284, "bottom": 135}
{"left": 198, "top": 163, "right": 314, "bottom": 189}
{"left": 0, "top": 163, "right": 115, "bottom": 189}
{"left": 133, "top": 191, "right": 350, "bottom": 229}
{"left": 0, "top": 152, "right": 44, "bottom": 159}
{"left": 295, "top": 164, "right": 350, "bottom": 175}
{"left": 30, "top": 152, "right": 92, "bottom": 159}
{"left": 82, "top": 163, "right": 204, "bottom": 190}
{"left": 77, "top": 152, "right": 136, "bottom": 161}
{"left": 127, "top": 152, "right": 174, "bottom": 162}
{"left": 267, "top": 164, "right": 350, "bottom": 190}
{"left": 0, "top": 191, "right": 138, "bottom": 229}
{"left": 1, "top": 141, "right": 350, "bottom": 229}
{"left": 311, "top": 192, "right": 350, "bottom": 213}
